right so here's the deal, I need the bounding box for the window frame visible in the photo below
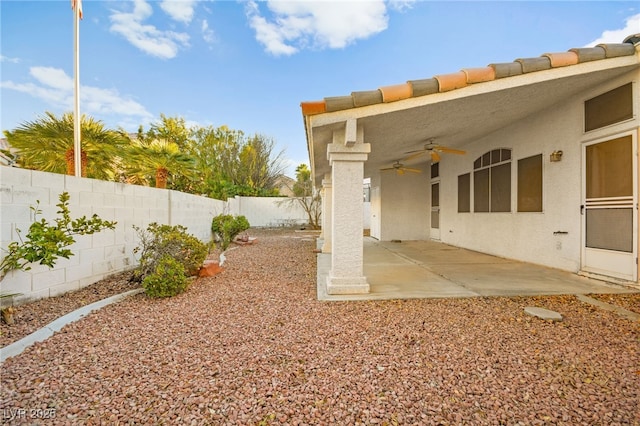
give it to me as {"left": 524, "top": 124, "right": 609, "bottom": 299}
{"left": 517, "top": 154, "right": 543, "bottom": 213}
{"left": 457, "top": 173, "right": 471, "bottom": 213}
{"left": 472, "top": 148, "right": 512, "bottom": 213}
{"left": 584, "top": 82, "right": 634, "bottom": 133}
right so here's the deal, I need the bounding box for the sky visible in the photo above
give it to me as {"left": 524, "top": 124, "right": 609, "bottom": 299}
{"left": 1, "top": 1, "right": 639, "bottom": 177}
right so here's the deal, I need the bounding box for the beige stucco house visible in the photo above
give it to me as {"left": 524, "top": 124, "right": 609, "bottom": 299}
{"left": 302, "top": 34, "right": 640, "bottom": 295}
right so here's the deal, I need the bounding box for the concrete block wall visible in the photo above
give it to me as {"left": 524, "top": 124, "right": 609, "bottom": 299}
{"left": 168, "top": 190, "right": 226, "bottom": 242}
{"left": 227, "top": 196, "right": 309, "bottom": 227}
{"left": 0, "top": 167, "right": 308, "bottom": 304}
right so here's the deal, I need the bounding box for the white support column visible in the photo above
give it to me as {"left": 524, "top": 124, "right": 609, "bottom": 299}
{"left": 326, "top": 121, "right": 370, "bottom": 294}
{"left": 321, "top": 176, "right": 332, "bottom": 253}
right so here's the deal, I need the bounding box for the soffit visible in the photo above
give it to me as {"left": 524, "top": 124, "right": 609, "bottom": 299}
{"left": 306, "top": 59, "right": 638, "bottom": 186}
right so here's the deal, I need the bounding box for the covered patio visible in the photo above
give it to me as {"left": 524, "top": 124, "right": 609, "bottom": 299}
{"left": 316, "top": 237, "right": 638, "bottom": 301}
{"left": 303, "top": 37, "right": 640, "bottom": 296}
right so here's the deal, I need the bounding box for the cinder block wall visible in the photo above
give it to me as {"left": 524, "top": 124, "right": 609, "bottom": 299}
{"left": 0, "top": 167, "right": 309, "bottom": 304}
{"left": 229, "top": 196, "right": 309, "bottom": 227}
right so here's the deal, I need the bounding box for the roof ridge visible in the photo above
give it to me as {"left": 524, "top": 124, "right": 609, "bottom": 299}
{"left": 301, "top": 36, "right": 639, "bottom": 117}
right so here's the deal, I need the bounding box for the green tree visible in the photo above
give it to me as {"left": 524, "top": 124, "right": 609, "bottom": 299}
{"left": 238, "top": 134, "right": 287, "bottom": 190}
{"left": 188, "top": 127, "right": 285, "bottom": 199}
{"left": 3, "top": 111, "right": 127, "bottom": 180}
{"left": 145, "top": 114, "right": 191, "bottom": 150}
{"left": 278, "top": 164, "right": 321, "bottom": 229}
{"left": 188, "top": 125, "right": 244, "bottom": 196}
{"left": 125, "top": 138, "right": 197, "bottom": 189}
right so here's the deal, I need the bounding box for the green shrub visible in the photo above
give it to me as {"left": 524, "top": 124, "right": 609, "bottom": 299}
{"left": 211, "top": 214, "right": 250, "bottom": 251}
{"left": 0, "top": 192, "right": 116, "bottom": 278}
{"left": 133, "top": 223, "right": 208, "bottom": 284}
{"left": 142, "top": 255, "right": 188, "bottom": 298}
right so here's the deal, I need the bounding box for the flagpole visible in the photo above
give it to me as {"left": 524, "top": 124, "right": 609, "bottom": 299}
{"left": 73, "top": 0, "right": 81, "bottom": 177}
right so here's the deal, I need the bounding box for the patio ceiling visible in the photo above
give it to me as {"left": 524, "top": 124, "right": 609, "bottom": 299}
{"left": 304, "top": 55, "right": 639, "bottom": 187}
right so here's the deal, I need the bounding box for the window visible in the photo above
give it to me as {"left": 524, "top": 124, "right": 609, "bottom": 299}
{"left": 586, "top": 136, "right": 633, "bottom": 198}
{"left": 431, "top": 182, "right": 440, "bottom": 229}
{"left": 584, "top": 83, "right": 633, "bottom": 132}
{"left": 517, "top": 154, "right": 543, "bottom": 212}
{"left": 458, "top": 173, "right": 470, "bottom": 212}
{"left": 431, "top": 162, "right": 439, "bottom": 179}
{"left": 473, "top": 149, "right": 511, "bottom": 212}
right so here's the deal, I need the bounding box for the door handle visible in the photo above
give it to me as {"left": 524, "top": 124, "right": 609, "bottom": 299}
{"left": 580, "top": 205, "right": 585, "bottom": 215}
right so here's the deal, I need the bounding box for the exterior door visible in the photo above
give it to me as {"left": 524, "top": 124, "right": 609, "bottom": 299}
{"left": 431, "top": 182, "right": 440, "bottom": 240}
{"left": 582, "top": 134, "right": 637, "bottom": 281}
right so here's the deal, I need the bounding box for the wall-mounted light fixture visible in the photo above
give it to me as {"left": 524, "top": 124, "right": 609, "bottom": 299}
{"left": 550, "top": 150, "right": 563, "bottom": 162}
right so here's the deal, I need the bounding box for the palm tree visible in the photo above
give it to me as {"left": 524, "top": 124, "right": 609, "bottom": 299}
{"left": 125, "top": 138, "right": 196, "bottom": 189}
{"left": 3, "top": 111, "right": 127, "bottom": 180}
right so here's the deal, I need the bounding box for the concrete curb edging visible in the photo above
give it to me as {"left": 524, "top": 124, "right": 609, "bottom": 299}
{"left": 0, "top": 289, "right": 144, "bottom": 363}
{"left": 576, "top": 294, "right": 640, "bottom": 322}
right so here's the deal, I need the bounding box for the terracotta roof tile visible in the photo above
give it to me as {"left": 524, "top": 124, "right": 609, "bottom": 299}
{"left": 516, "top": 56, "right": 551, "bottom": 73}
{"left": 462, "top": 67, "right": 496, "bottom": 84}
{"left": 543, "top": 51, "right": 579, "bottom": 67}
{"left": 434, "top": 71, "right": 467, "bottom": 92}
{"left": 379, "top": 83, "right": 412, "bottom": 102}
{"left": 599, "top": 42, "right": 635, "bottom": 58}
{"left": 407, "top": 78, "right": 439, "bottom": 96}
{"left": 301, "top": 36, "right": 639, "bottom": 117}
{"left": 352, "top": 90, "right": 383, "bottom": 107}
{"left": 300, "top": 100, "right": 326, "bottom": 115}
{"left": 569, "top": 47, "right": 606, "bottom": 62}
{"left": 489, "top": 62, "right": 523, "bottom": 78}
{"left": 325, "top": 96, "right": 355, "bottom": 112}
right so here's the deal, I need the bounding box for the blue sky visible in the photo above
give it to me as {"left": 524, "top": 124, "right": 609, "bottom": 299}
{"left": 1, "top": 1, "right": 639, "bottom": 177}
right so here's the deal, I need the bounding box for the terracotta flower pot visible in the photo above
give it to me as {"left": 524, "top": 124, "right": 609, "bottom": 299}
{"left": 198, "top": 260, "right": 223, "bottom": 277}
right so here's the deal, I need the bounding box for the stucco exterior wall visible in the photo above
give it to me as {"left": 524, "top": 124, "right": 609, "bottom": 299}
{"left": 377, "top": 164, "right": 431, "bottom": 241}
{"left": 368, "top": 69, "right": 638, "bottom": 276}
{"left": 440, "top": 70, "right": 639, "bottom": 273}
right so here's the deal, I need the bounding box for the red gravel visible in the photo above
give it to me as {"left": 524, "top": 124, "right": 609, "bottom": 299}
{"left": 1, "top": 228, "right": 639, "bottom": 425}
{"left": 0, "top": 272, "right": 140, "bottom": 348}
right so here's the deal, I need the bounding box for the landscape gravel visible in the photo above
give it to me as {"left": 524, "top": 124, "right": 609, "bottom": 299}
{"left": 1, "top": 228, "right": 639, "bottom": 425}
{"left": 0, "top": 271, "right": 140, "bottom": 348}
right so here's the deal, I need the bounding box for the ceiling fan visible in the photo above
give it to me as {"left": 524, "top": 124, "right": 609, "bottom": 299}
{"left": 405, "top": 139, "right": 466, "bottom": 163}
{"left": 380, "top": 160, "right": 422, "bottom": 175}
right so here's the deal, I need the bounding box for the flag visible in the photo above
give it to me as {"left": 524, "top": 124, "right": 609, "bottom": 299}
{"left": 71, "top": 0, "right": 83, "bottom": 20}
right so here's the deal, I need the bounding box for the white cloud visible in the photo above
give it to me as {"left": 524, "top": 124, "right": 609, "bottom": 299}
{"left": 109, "top": 0, "right": 190, "bottom": 59}
{"left": 1, "top": 81, "right": 69, "bottom": 107}
{"left": 388, "top": 0, "right": 416, "bottom": 12}
{"left": 30, "top": 67, "right": 74, "bottom": 91}
{"left": 160, "top": 0, "right": 197, "bottom": 24}
{"left": 585, "top": 13, "right": 640, "bottom": 46}
{"left": 1, "top": 66, "right": 153, "bottom": 124}
{"left": 245, "top": 0, "right": 389, "bottom": 56}
{"left": 201, "top": 19, "right": 216, "bottom": 44}
{"left": 0, "top": 55, "right": 20, "bottom": 64}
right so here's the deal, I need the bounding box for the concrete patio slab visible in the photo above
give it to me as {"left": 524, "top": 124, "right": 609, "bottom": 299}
{"left": 317, "top": 237, "right": 638, "bottom": 301}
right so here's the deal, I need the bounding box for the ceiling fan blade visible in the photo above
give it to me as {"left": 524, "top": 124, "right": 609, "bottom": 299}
{"left": 404, "top": 167, "right": 422, "bottom": 173}
{"left": 380, "top": 167, "right": 395, "bottom": 171}
{"left": 435, "top": 146, "right": 466, "bottom": 155}
{"left": 404, "top": 151, "right": 425, "bottom": 161}
{"left": 430, "top": 151, "right": 441, "bottom": 163}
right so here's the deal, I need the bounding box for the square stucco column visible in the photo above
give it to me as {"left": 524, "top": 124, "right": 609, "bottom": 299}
{"left": 321, "top": 176, "right": 332, "bottom": 253}
{"left": 326, "top": 142, "right": 371, "bottom": 295}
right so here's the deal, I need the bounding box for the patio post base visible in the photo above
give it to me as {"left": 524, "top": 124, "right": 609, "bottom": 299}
{"left": 326, "top": 275, "right": 370, "bottom": 295}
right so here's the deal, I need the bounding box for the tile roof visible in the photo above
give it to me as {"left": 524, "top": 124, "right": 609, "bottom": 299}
{"left": 300, "top": 35, "right": 639, "bottom": 117}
